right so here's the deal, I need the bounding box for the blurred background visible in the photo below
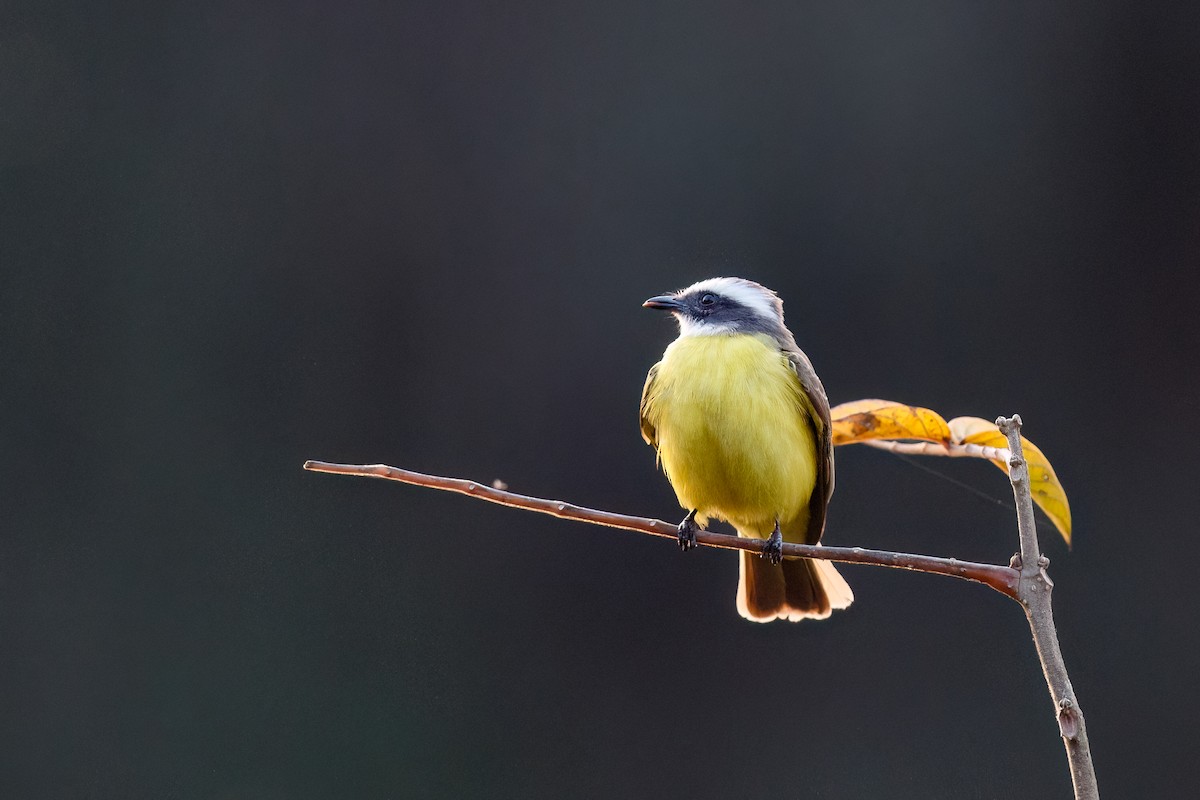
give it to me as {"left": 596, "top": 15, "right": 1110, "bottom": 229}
{"left": 3, "top": 1, "right": 1198, "bottom": 797}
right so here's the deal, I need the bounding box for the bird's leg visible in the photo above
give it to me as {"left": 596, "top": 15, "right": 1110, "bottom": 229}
{"left": 761, "top": 520, "right": 784, "bottom": 565}
{"left": 677, "top": 509, "right": 700, "bottom": 551}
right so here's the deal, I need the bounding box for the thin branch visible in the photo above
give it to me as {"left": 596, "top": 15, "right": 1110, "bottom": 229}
{"left": 307, "top": 413, "right": 1095, "bottom": 796}
{"left": 859, "top": 439, "right": 1010, "bottom": 461}
{"left": 998, "top": 415, "right": 1098, "bottom": 800}
{"left": 302, "top": 460, "right": 1018, "bottom": 598}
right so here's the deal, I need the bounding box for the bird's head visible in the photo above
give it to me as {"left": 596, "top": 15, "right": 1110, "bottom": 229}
{"left": 643, "top": 277, "right": 785, "bottom": 337}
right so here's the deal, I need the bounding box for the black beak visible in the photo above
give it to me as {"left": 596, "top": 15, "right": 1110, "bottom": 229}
{"left": 643, "top": 294, "right": 685, "bottom": 311}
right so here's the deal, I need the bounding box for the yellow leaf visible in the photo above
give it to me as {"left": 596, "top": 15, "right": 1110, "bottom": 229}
{"left": 948, "top": 416, "right": 1073, "bottom": 546}
{"left": 830, "top": 399, "right": 952, "bottom": 446}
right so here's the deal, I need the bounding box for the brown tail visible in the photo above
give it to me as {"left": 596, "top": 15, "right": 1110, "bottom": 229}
{"left": 736, "top": 553, "right": 854, "bottom": 623}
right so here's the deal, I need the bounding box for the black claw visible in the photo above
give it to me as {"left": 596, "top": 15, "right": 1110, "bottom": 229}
{"left": 761, "top": 523, "right": 784, "bottom": 566}
{"left": 677, "top": 509, "right": 700, "bottom": 552}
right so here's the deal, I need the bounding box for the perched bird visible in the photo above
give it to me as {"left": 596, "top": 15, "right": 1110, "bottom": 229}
{"left": 639, "top": 277, "right": 853, "bottom": 622}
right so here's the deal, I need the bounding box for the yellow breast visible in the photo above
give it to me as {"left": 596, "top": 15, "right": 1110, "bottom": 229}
{"left": 644, "top": 333, "right": 817, "bottom": 535}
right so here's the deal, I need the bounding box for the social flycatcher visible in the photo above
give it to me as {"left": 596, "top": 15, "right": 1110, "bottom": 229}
{"left": 640, "top": 277, "right": 852, "bottom": 622}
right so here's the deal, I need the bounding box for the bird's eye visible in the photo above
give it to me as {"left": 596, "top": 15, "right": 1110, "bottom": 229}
{"left": 699, "top": 293, "right": 717, "bottom": 307}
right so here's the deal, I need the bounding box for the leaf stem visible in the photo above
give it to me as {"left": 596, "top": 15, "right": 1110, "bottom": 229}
{"left": 859, "top": 439, "right": 1009, "bottom": 461}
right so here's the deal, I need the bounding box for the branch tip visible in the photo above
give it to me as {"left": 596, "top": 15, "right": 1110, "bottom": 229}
{"left": 996, "top": 414, "right": 1023, "bottom": 435}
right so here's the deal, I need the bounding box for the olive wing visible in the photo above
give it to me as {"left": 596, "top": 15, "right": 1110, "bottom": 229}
{"left": 785, "top": 347, "right": 834, "bottom": 544}
{"left": 638, "top": 362, "right": 661, "bottom": 449}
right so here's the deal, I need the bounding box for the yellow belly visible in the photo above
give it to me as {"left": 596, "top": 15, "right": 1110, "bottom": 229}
{"left": 645, "top": 334, "right": 817, "bottom": 538}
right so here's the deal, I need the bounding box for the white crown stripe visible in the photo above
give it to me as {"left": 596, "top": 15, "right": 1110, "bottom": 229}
{"left": 675, "top": 277, "right": 781, "bottom": 331}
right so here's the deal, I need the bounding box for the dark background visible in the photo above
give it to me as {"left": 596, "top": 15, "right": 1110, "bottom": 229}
{"left": 4, "top": 2, "right": 1198, "bottom": 797}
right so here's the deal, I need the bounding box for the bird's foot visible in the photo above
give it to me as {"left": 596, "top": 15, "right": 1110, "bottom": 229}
{"left": 761, "top": 523, "right": 784, "bottom": 566}
{"left": 677, "top": 510, "right": 700, "bottom": 551}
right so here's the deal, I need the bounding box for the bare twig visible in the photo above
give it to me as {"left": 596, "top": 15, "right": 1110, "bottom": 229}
{"left": 998, "top": 415, "right": 1098, "bottom": 800}
{"left": 302, "top": 460, "right": 1018, "bottom": 597}
{"left": 306, "top": 413, "right": 1096, "bottom": 797}
{"left": 860, "top": 439, "right": 1009, "bottom": 461}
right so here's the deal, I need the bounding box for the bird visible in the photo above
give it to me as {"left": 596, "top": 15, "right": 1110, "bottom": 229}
{"left": 639, "top": 277, "right": 853, "bottom": 622}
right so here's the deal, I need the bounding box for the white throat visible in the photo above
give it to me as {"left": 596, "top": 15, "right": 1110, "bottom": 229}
{"left": 676, "top": 316, "right": 737, "bottom": 337}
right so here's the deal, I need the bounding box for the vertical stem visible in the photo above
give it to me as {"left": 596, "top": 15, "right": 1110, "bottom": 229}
{"left": 1001, "top": 416, "right": 1042, "bottom": 576}
{"left": 997, "top": 416, "right": 1099, "bottom": 800}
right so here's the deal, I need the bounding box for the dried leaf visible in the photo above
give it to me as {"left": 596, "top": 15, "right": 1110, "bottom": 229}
{"left": 948, "top": 416, "right": 1073, "bottom": 545}
{"left": 830, "top": 399, "right": 952, "bottom": 446}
